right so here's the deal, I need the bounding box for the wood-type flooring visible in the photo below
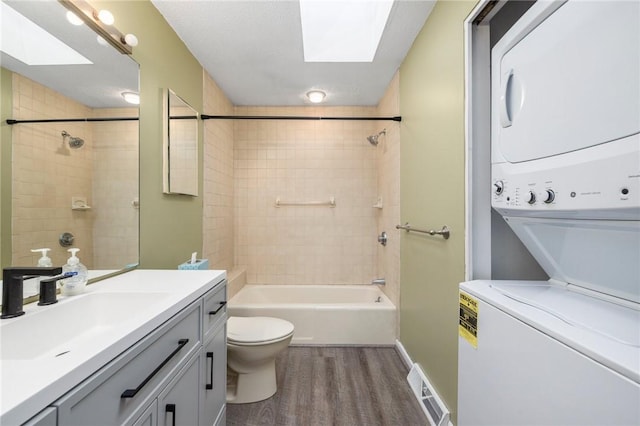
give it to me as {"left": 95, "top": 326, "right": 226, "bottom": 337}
{"left": 226, "top": 346, "right": 428, "bottom": 426}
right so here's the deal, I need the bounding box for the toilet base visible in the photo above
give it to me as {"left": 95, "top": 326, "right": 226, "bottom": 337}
{"left": 226, "top": 359, "right": 277, "bottom": 404}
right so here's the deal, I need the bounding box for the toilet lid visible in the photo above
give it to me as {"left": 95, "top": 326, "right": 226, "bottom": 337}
{"left": 227, "top": 316, "right": 294, "bottom": 344}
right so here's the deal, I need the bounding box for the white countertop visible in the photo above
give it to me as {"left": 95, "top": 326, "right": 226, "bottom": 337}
{"left": 0, "top": 269, "right": 226, "bottom": 425}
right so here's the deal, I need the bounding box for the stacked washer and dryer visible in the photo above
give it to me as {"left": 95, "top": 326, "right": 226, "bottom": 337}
{"left": 458, "top": 1, "right": 640, "bottom": 424}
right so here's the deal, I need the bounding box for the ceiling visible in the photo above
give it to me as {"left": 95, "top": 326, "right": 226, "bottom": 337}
{"left": 151, "top": 0, "right": 436, "bottom": 106}
{"left": 1, "top": 0, "right": 139, "bottom": 109}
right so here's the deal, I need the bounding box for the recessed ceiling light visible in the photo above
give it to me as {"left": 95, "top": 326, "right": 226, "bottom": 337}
{"left": 306, "top": 90, "right": 326, "bottom": 103}
{"left": 122, "top": 92, "right": 140, "bottom": 105}
{"left": 299, "top": 0, "right": 393, "bottom": 62}
{"left": 0, "top": 2, "right": 92, "bottom": 66}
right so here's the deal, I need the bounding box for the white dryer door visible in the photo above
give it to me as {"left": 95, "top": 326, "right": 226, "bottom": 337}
{"left": 492, "top": 0, "right": 640, "bottom": 163}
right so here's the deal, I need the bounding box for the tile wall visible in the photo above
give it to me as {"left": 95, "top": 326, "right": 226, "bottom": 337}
{"left": 12, "top": 74, "right": 94, "bottom": 267}
{"left": 375, "top": 72, "right": 401, "bottom": 311}
{"left": 202, "top": 73, "right": 400, "bottom": 304}
{"left": 11, "top": 74, "right": 138, "bottom": 269}
{"left": 233, "top": 106, "right": 379, "bottom": 285}
{"left": 91, "top": 108, "right": 139, "bottom": 269}
{"left": 202, "top": 72, "right": 235, "bottom": 272}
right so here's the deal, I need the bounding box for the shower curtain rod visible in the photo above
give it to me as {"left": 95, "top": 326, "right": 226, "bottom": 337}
{"left": 6, "top": 117, "right": 139, "bottom": 125}
{"left": 201, "top": 114, "right": 402, "bottom": 122}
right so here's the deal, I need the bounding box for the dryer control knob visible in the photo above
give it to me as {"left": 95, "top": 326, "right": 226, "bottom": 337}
{"left": 544, "top": 189, "right": 555, "bottom": 204}
{"left": 494, "top": 181, "right": 504, "bottom": 195}
{"left": 526, "top": 191, "right": 536, "bottom": 204}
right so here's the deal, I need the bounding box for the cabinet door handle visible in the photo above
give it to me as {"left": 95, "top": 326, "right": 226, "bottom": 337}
{"left": 165, "top": 403, "right": 176, "bottom": 426}
{"left": 206, "top": 351, "right": 214, "bottom": 390}
{"left": 208, "top": 301, "right": 227, "bottom": 315}
{"left": 121, "top": 339, "right": 189, "bottom": 398}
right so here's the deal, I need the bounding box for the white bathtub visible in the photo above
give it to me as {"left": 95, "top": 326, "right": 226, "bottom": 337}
{"left": 227, "top": 285, "right": 396, "bottom": 345}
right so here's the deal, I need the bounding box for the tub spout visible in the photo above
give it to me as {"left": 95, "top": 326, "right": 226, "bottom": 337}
{"left": 371, "top": 278, "right": 385, "bottom": 286}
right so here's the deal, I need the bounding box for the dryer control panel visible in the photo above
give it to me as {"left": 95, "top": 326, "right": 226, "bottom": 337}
{"left": 492, "top": 135, "right": 639, "bottom": 220}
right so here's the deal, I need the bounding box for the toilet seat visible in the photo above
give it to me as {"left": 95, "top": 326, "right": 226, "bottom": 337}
{"left": 227, "top": 316, "right": 294, "bottom": 345}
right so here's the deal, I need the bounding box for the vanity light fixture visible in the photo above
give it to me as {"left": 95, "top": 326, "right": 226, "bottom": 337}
{"left": 122, "top": 92, "right": 140, "bottom": 105}
{"left": 306, "top": 90, "right": 326, "bottom": 104}
{"left": 59, "top": 0, "right": 136, "bottom": 55}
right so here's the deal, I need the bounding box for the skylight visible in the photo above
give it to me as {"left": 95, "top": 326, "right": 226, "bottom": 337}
{"left": 0, "top": 2, "right": 91, "bottom": 66}
{"left": 299, "top": 0, "right": 393, "bottom": 62}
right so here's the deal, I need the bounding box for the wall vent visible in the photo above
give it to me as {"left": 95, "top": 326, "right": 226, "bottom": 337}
{"left": 407, "top": 363, "right": 450, "bottom": 426}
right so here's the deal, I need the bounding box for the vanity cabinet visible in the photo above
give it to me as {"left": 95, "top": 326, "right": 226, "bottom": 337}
{"left": 53, "top": 301, "right": 201, "bottom": 425}
{"left": 201, "top": 323, "right": 227, "bottom": 426}
{"left": 19, "top": 277, "right": 228, "bottom": 426}
{"left": 157, "top": 352, "right": 200, "bottom": 426}
{"left": 131, "top": 401, "right": 157, "bottom": 426}
{"left": 23, "top": 408, "right": 56, "bottom": 426}
{"left": 200, "top": 281, "right": 227, "bottom": 426}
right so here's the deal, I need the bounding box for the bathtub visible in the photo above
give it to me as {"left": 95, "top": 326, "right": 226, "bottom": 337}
{"left": 227, "top": 285, "right": 396, "bottom": 345}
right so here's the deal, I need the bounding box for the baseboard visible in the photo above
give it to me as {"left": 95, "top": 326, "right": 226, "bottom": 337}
{"left": 395, "top": 339, "right": 413, "bottom": 370}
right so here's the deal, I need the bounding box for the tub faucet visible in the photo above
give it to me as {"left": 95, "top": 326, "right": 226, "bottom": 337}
{"left": 2, "top": 266, "right": 62, "bottom": 319}
{"left": 371, "top": 278, "right": 386, "bottom": 286}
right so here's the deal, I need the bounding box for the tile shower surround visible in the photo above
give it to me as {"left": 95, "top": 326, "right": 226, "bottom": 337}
{"left": 11, "top": 74, "right": 138, "bottom": 269}
{"left": 202, "top": 71, "right": 401, "bottom": 311}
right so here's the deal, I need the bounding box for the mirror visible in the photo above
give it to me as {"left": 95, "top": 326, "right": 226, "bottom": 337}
{"left": 163, "top": 89, "right": 198, "bottom": 196}
{"left": 1, "top": 0, "right": 139, "bottom": 287}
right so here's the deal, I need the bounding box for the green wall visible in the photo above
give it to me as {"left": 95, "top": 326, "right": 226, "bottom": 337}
{"left": 97, "top": 1, "right": 204, "bottom": 269}
{"left": 399, "top": 0, "right": 476, "bottom": 421}
{"left": 0, "top": 68, "right": 12, "bottom": 268}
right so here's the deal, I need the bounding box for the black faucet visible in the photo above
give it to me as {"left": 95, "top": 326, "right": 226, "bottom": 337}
{"left": 2, "top": 267, "right": 62, "bottom": 319}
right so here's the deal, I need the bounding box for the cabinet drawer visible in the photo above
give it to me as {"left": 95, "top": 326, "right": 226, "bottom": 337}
{"left": 203, "top": 281, "right": 227, "bottom": 341}
{"left": 55, "top": 301, "right": 201, "bottom": 426}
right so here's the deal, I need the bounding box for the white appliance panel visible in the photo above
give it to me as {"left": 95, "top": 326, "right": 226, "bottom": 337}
{"left": 491, "top": 0, "right": 640, "bottom": 164}
{"left": 458, "top": 289, "right": 640, "bottom": 426}
{"left": 503, "top": 217, "right": 640, "bottom": 303}
{"left": 491, "top": 134, "right": 639, "bottom": 219}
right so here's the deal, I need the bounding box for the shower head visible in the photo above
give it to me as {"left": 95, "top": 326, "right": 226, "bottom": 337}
{"left": 61, "top": 130, "right": 85, "bottom": 149}
{"left": 367, "top": 129, "right": 386, "bottom": 146}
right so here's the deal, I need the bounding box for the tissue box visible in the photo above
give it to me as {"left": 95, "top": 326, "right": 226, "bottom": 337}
{"left": 178, "top": 259, "right": 209, "bottom": 270}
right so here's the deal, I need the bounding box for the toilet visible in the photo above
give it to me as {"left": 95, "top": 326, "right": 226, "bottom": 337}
{"left": 226, "top": 316, "right": 294, "bottom": 404}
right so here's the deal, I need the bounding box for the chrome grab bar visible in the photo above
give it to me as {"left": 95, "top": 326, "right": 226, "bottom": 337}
{"left": 275, "top": 196, "right": 336, "bottom": 208}
{"left": 396, "top": 223, "right": 450, "bottom": 240}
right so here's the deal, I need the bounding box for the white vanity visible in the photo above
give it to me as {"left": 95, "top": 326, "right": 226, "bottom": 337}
{"left": 0, "top": 270, "right": 227, "bottom": 426}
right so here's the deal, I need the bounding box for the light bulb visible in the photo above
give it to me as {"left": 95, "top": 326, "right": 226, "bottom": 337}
{"left": 96, "top": 35, "right": 108, "bottom": 46}
{"left": 123, "top": 33, "right": 139, "bottom": 47}
{"left": 66, "top": 11, "right": 83, "bottom": 26}
{"left": 97, "top": 9, "right": 114, "bottom": 25}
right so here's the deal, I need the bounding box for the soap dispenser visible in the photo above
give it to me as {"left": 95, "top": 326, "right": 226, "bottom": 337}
{"left": 31, "top": 248, "right": 53, "bottom": 267}
{"left": 61, "top": 248, "right": 88, "bottom": 296}
{"left": 30, "top": 248, "right": 53, "bottom": 294}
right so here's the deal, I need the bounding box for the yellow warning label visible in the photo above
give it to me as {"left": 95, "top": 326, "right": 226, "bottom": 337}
{"left": 459, "top": 291, "right": 478, "bottom": 348}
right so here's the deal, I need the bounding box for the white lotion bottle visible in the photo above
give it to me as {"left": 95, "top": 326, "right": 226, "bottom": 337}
{"left": 30, "top": 248, "right": 53, "bottom": 294}
{"left": 31, "top": 248, "right": 52, "bottom": 267}
{"left": 61, "top": 248, "right": 88, "bottom": 296}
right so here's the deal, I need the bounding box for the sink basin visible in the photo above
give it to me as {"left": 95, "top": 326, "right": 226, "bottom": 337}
{"left": 0, "top": 292, "right": 170, "bottom": 360}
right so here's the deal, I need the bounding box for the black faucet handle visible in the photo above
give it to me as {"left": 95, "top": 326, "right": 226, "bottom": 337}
{"left": 2, "top": 266, "right": 63, "bottom": 319}
{"left": 38, "top": 276, "right": 60, "bottom": 306}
